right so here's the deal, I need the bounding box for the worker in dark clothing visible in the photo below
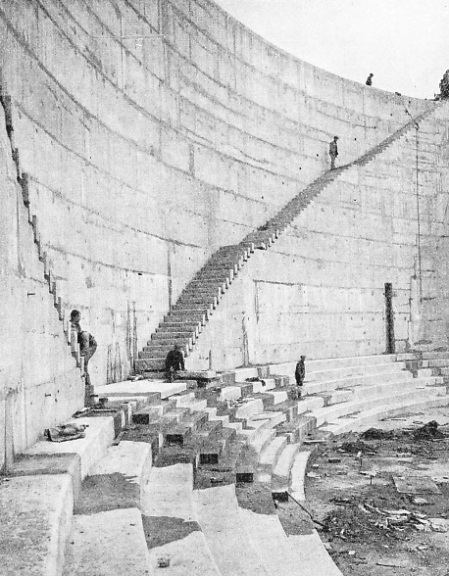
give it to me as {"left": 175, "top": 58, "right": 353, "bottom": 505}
{"left": 329, "top": 136, "right": 339, "bottom": 170}
{"left": 295, "top": 355, "right": 306, "bottom": 394}
{"left": 165, "top": 344, "right": 185, "bottom": 382}
{"left": 440, "top": 70, "right": 449, "bottom": 99}
{"left": 70, "top": 310, "right": 97, "bottom": 404}
{"left": 366, "top": 73, "right": 373, "bottom": 86}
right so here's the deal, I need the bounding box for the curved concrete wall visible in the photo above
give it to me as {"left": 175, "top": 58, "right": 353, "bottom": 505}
{"left": 188, "top": 105, "right": 449, "bottom": 370}
{"left": 0, "top": 0, "right": 442, "bottom": 390}
{"left": 0, "top": 110, "right": 83, "bottom": 470}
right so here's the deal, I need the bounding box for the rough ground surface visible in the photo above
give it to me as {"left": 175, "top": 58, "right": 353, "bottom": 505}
{"left": 307, "top": 407, "right": 449, "bottom": 576}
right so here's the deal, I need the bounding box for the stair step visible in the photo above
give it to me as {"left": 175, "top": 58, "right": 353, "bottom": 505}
{"left": 259, "top": 435, "right": 288, "bottom": 467}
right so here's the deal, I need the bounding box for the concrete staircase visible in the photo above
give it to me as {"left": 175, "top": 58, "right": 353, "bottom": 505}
{"left": 135, "top": 105, "right": 438, "bottom": 374}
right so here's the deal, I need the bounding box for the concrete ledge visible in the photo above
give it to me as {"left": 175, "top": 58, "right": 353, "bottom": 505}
{"left": 8, "top": 453, "right": 82, "bottom": 502}
{"left": 23, "top": 416, "right": 115, "bottom": 481}
{"left": 94, "top": 380, "right": 187, "bottom": 399}
{"left": 0, "top": 474, "right": 73, "bottom": 576}
{"left": 289, "top": 451, "right": 312, "bottom": 502}
{"left": 74, "top": 441, "right": 152, "bottom": 514}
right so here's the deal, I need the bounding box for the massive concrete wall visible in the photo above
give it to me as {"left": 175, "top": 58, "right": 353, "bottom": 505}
{"left": 0, "top": 109, "right": 83, "bottom": 471}
{"left": 188, "top": 105, "right": 449, "bottom": 370}
{"left": 0, "top": 0, "right": 443, "bottom": 391}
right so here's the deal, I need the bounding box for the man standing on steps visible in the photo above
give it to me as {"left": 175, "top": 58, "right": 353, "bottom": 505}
{"left": 165, "top": 344, "right": 185, "bottom": 382}
{"left": 70, "top": 310, "right": 97, "bottom": 401}
{"left": 295, "top": 355, "right": 306, "bottom": 395}
{"left": 329, "top": 136, "right": 339, "bottom": 170}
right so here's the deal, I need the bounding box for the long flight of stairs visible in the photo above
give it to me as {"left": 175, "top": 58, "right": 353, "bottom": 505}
{"left": 135, "top": 105, "right": 438, "bottom": 374}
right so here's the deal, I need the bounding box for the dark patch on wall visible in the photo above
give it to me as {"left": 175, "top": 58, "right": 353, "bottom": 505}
{"left": 142, "top": 515, "right": 201, "bottom": 549}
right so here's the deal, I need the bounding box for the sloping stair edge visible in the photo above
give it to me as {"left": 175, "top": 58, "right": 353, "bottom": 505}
{"left": 0, "top": 89, "right": 85, "bottom": 379}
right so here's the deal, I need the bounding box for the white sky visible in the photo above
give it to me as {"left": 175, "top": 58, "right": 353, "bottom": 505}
{"left": 215, "top": 0, "right": 449, "bottom": 99}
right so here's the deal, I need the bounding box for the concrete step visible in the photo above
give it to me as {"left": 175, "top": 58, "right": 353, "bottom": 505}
{"left": 73, "top": 440, "right": 152, "bottom": 514}
{"left": 151, "top": 330, "right": 196, "bottom": 341}
{"left": 304, "top": 369, "right": 411, "bottom": 396}
{"left": 135, "top": 358, "right": 166, "bottom": 371}
{"left": 265, "top": 389, "right": 289, "bottom": 404}
{"left": 164, "top": 412, "right": 210, "bottom": 445}
{"left": 173, "top": 393, "right": 208, "bottom": 411}
{"left": 143, "top": 335, "right": 193, "bottom": 348}
{"left": 195, "top": 485, "right": 271, "bottom": 576}
{"left": 219, "top": 385, "right": 242, "bottom": 402}
{"left": 239, "top": 507, "right": 308, "bottom": 576}
{"left": 259, "top": 435, "right": 288, "bottom": 468}
{"left": 143, "top": 464, "right": 221, "bottom": 575}
{"left": 235, "top": 398, "right": 265, "bottom": 419}
{"left": 272, "top": 354, "right": 397, "bottom": 377}
{"left": 289, "top": 450, "right": 312, "bottom": 502}
{"left": 320, "top": 392, "right": 449, "bottom": 436}
{"left": 249, "top": 428, "right": 277, "bottom": 456}
{"left": 64, "top": 509, "right": 150, "bottom": 576}
{"left": 200, "top": 427, "right": 237, "bottom": 464}
{"left": 272, "top": 442, "right": 301, "bottom": 480}
{"left": 94, "top": 380, "right": 187, "bottom": 400}
{"left": 317, "top": 385, "right": 448, "bottom": 429}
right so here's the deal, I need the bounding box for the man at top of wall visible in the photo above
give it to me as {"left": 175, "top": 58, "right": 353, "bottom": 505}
{"left": 366, "top": 73, "right": 374, "bottom": 86}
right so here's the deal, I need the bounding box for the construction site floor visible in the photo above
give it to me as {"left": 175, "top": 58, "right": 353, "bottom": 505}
{"left": 306, "top": 406, "right": 449, "bottom": 576}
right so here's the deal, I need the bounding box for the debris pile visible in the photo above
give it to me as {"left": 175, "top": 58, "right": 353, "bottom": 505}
{"left": 323, "top": 496, "right": 448, "bottom": 543}
{"left": 340, "top": 439, "right": 376, "bottom": 454}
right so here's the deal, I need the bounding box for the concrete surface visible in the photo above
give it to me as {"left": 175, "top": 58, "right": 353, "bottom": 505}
{"left": 63, "top": 509, "right": 150, "bottom": 576}
{"left": 0, "top": 475, "right": 73, "bottom": 576}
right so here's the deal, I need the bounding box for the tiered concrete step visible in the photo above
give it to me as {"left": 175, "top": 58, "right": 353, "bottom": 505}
{"left": 320, "top": 391, "right": 449, "bottom": 435}
{"left": 195, "top": 485, "right": 272, "bottom": 576}
{"left": 63, "top": 441, "right": 152, "bottom": 576}
{"left": 239, "top": 507, "right": 306, "bottom": 576}
{"left": 312, "top": 377, "right": 446, "bottom": 427}
{"left": 143, "top": 464, "right": 221, "bottom": 575}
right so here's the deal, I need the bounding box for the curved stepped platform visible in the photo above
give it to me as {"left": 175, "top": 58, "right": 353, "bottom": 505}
{"left": 5, "top": 352, "right": 449, "bottom": 576}
{"left": 135, "top": 106, "right": 438, "bottom": 374}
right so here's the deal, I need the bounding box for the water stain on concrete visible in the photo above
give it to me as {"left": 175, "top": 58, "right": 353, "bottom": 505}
{"left": 142, "top": 515, "right": 201, "bottom": 549}
{"left": 75, "top": 472, "right": 139, "bottom": 514}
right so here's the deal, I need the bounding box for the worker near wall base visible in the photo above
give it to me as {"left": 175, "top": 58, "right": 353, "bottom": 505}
{"left": 165, "top": 344, "right": 185, "bottom": 382}
{"left": 70, "top": 310, "right": 97, "bottom": 403}
{"left": 295, "top": 355, "right": 306, "bottom": 395}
